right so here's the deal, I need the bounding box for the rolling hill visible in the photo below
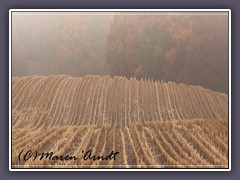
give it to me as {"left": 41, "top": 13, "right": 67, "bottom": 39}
{"left": 11, "top": 75, "right": 228, "bottom": 168}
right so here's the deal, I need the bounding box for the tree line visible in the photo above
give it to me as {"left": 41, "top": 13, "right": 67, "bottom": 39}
{"left": 106, "top": 15, "right": 228, "bottom": 93}
{"left": 12, "top": 13, "right": 228, "bottom": 93}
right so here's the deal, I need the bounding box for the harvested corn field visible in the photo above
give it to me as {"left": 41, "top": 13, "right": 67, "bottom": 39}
{"left": 11, "top": 75, "right": 229, "bottom": 168}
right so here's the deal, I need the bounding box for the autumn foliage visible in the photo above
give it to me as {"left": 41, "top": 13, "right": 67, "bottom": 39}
{"left": 12, "top": 13, "right": 228, "bottom": 93}
{"left": 106, "top": 15, "right": 228, "bottom": 93}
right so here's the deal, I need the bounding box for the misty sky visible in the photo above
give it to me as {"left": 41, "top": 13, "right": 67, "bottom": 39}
{"left": 11, "top": 11, "right": 229, "bottom": 93}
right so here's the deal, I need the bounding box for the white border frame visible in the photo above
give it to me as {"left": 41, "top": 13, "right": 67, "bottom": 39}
{"left": 9, "top": 9, "right": 231, "bottom": 171}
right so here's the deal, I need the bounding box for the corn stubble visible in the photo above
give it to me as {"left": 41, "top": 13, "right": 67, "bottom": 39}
{"left": 12, "top": 75, "right": 228, "bottom": 168}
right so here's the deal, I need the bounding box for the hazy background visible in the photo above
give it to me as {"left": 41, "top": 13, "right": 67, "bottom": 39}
{"left": 12, "top": 12, "right": 228, "bottom": 93}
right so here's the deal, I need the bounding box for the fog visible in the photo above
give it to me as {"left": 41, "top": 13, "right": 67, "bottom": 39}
{"left": 12, "top": 12, "right": 229, "bottom": 93}
{"left": 12, "top": 13, "right": 113, "bottom": 76}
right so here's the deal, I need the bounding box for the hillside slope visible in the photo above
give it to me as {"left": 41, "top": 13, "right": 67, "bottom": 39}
{"left": 12, "top": 75, "right": 228, "bottom": 128}
{"left": 11, "top": 75, "right": 228, "bottom": 168}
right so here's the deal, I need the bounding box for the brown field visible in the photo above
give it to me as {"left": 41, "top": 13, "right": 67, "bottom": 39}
{"left": 12, "top": 75, "right": 228, "bottom": 168}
